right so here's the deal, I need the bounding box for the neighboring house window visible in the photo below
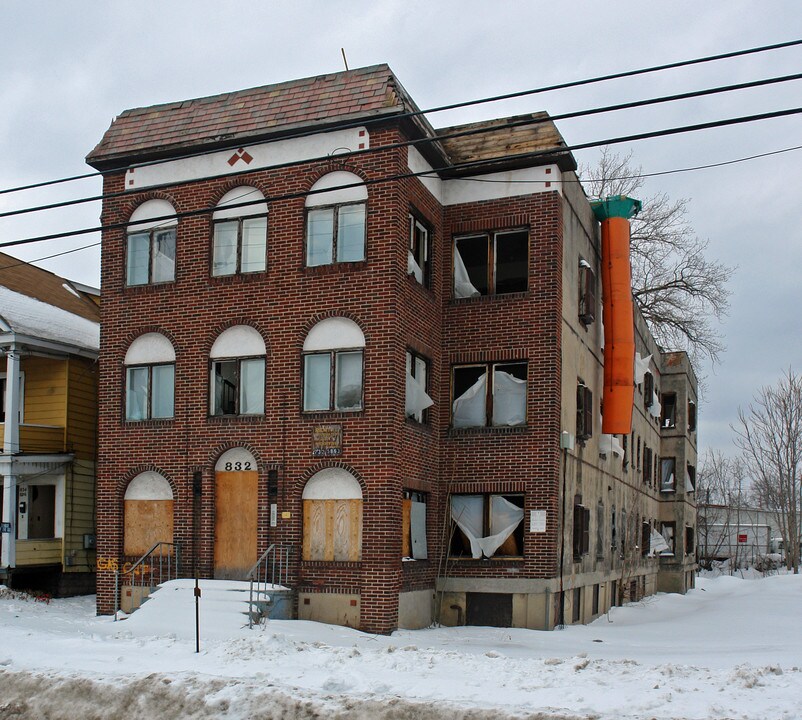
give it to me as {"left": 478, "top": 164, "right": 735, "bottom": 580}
{"left": 305, "top": 171, "right": 367, "bottom": 267}
{"left": 212, "top": 187, "right": 268, "bottom": 276}
{"left": 0, "top": 373, "right": 24, "bottom": 424}
{"left": 451, "top": 362, "right": 527, "bottom": 428}
{"left": 660, "top": 521, "right": 676, "bottom": 555}
{"left": 661, "top": 392, "right": 677, "bottom": 428}
{"left": 688, "top": 400, "right": 697, "bottom": 432}
{"left": 25, "top": 484, "right": 57, "bottom": 539}
{"left": 578, "top": 258, "right": 596, "bottom": 325}
{"left": 124, "top": 333, "right": 175, "bottom": 420}
{"left": 124, "top": 471, "right": 173, "bottom": 556}
{"left": 660, "top": 457, "right": 676, "bottom": 492}
{"left": 405, "top": 351, "right": 433, "bottom": 423}
{"left": 453, "top": 229, "right": 528, "bottom": 298}
{"left": 572, "top": 495, "right": 590, "bottom": 561}
{"left": 402, "top": 490, "right": 428, "bottom": 559}
{"left": 303, "top": 317, "right": 365, "bottom": 412}
{"left": 449, "top": 493, "right": 524, "bottom": 558}
{"left": 408, "top": 213, "right": 430, "bottom": 286}
{"left": 302, "top": 468, "right": 362, "bottom": 561}
{"left": 126, "top": 199, "right": 177, "bottom": 286}
{"left": 209, "top": 326, "right": 266, "bottom": 416}
{"left": 576, "top": 381, "right": 593, "bottom": 441}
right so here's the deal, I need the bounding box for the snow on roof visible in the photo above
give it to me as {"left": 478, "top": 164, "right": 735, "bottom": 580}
{"left": 0, "top": 285, "right": 99, "bottom": 352}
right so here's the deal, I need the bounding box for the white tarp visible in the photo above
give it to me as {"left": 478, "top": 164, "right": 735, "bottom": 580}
{"left": 599, "top": 433, "right": 624, "bottom": 458}
{"left": 491, "top": 371, "right": 526, "bottom": 426}
{"left": 405, "top": 371, "right": 434, "bottom": 417}
{"left": 453, "top": 246, "right": 480, "bottom": 298}
{"left": 650, "top": 528, "right": 670, "bottom": 554}
{"left": 648, "top": 391, "right": 662, "bottom": 418}
{"left": 407, "top": 251, "right": 423, "bottom": 283}
{"left": 452, "top": 372, "right": 487, "bottom": 427}
{"left": 634, "top": 353, "right": 652, "bottom": 385}
{"left": 450, "top": 495, "right": 524, "bottom": 559}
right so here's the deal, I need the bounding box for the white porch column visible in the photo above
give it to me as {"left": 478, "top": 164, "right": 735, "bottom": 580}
{"left": 1, "top": 343, "right": 21, "bottom": 568}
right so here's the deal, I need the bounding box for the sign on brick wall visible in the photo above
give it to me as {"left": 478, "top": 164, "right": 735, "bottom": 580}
{"left": 312, "top": 424, "right": 342, "bottom": 457}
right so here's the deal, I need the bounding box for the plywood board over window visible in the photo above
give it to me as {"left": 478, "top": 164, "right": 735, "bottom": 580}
{"left": 302, "top": 468, "right": 362, "bottom": 562}
{"left": 123, "top": 472, "right": 173, "bottom": 557}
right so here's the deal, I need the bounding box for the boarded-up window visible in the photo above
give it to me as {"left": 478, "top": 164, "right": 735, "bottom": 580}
{"left": 302, "top": 468, "right": 362, "bottom": 562}
{"left": 124, "top": 472, "right": 173, "bottom": 557}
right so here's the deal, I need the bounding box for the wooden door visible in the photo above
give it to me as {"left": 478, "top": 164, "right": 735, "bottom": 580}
{"left": 214, "top": 471, "right": 258, "bottom": 579}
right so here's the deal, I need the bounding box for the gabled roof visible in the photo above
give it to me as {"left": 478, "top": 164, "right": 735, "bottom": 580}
{"left": 87, "top": 65, "right": 413, "bottom": 169}
{"left": 0, "top": 252, "right": 99, "bottom": 353}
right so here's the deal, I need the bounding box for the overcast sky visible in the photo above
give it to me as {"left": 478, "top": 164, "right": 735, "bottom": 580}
{"left": 1, "top": 1, "right": 801, "bottom": 459}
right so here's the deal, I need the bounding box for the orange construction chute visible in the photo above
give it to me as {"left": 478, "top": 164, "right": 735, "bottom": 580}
{"left": 591, "top": 196, "right": 642, "bottom": 435}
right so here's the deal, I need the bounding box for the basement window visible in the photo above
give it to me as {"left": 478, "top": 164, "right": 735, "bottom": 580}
{"left": 453, "top": 230, "right": 528, "bottom": 298}
{"left": 450, "top": 494, "right": 524, "bottom": 558}
{"left": 451, "top": 362, "right": 526, "bottom": 428}
{"left": 402, "top": 490, "right": 428, "bottom": 560}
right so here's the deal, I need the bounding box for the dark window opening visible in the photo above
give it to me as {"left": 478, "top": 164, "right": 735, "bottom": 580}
{"left": 643, "top": 372, "right": 654, "bottom": 407}
{"left": 592, "top": 583, "right": 600, "bottom": 616}
{"left": 641, "top": 520, "right": 650, "bottom": 557}
{"left": 660, "top": 457, "right": 676, "bottom": 493}
{"left": 454, "top": 230, "right": 528, "bottom": 297}
{"left": 576, "top": 382, "right": 593, "bottom": 441}
{"left": 27, "top": 485, "right": 56, "bottom": 539}
{"left": 408, "top": 213, "right": 431, "bottom": 287}
{"left": 688, "top": 400, "right": 697, "bottom": 432}
{"left": 685, "top": 525, "right": 695, "bottom": 555}
{"left": 572, "top": 587, "right": 581, "bottom": 623}
{"left": 686, "top": 463, "right": 696, "bottom": 492}
{"left": 661, "top": 393, "right": 677, "bottom": 428}
{"left": 572, "top": 496, "right": 590, "bottom": 561}
{"left": 578, "top": 260, "right": 596, "bottom": 325}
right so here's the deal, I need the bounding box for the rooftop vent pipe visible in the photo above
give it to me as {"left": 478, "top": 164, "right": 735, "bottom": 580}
{"left": 590, "top": 195, "right": 642, "bottom": 435}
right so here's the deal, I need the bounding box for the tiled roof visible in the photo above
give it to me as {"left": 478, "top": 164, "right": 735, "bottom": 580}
{"left": 0, "top": 252, "right": 100, "bottom": 324}
{"left": 87, "top": 65, "right": 408, "bottom": 167}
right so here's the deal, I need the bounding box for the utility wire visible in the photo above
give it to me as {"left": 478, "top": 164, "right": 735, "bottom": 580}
{"left": 2, "top": 105, "right": 801, "bottom": 251}
{"left": 3, "top": 71, "right": 800, "bottom": 220}
{"left": 2, "top": 37, "right": 800, "bottom": 197}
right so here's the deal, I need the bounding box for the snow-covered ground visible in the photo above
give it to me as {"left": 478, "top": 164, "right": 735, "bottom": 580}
{"left": 0, "top": 574, "right": 800, "bottom": 719}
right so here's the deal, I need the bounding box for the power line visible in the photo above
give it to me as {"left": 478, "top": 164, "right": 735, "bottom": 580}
{"left": 2, "top": 105, "right": 800, "bottom": 251}
{"left": 3, "top": 71, "right": 800, "bottom": 221}
{"left": 2, "top": 37, "right": 800, "bottom": 198}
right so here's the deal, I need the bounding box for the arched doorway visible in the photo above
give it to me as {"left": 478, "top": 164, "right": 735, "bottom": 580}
{"left": 214, "top": 448, "right": 258, "bottom": 579}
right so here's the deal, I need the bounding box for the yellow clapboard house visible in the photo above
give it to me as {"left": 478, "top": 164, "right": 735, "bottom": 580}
{"left": 0, "top": 252, "right": 99, "bottom": 595}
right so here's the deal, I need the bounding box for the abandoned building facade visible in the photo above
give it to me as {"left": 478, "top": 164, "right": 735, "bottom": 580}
{"left": 88, "top": 65, "right": 697, "bottom": 632}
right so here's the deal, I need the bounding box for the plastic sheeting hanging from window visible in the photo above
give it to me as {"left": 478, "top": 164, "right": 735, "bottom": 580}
{"left": 650, "top": 528, "right": 669, "bottom": 554}
{"left": 405, "top": 369, "right": 433, "bottom": 417}
{"left": 410, "top": 501, "right": 428, "bottom": 559}
{"left": 452, "top": 371, "right": 487, "bottom": 427}
{"left": 648, "top": 390, "right": 662, "bottom": 418}
{"left": 634, "top": 352, "right": 652, "bottom": 385}
{"left": 453, "top": 246, "right": 480, "bottom": 298}
{"left": 408, "top": 251, "right": 423, "bottom": 283}
{"left": 492, "top": 370, "right": 526, "bottom": 426}
{"left": 450, "top": 495, "right": 524, "bottom": 559}
{"left": 599, "top": 433, "right": 624, "bottom": 458}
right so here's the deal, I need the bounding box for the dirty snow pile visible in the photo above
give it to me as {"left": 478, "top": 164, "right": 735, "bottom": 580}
{"left": 0, "top": 574, "right": 800, "bottom": 719}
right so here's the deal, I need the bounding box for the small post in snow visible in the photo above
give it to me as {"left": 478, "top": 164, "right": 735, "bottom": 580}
{"left": 194, "top": 578, "right": 201, "bottom": 653}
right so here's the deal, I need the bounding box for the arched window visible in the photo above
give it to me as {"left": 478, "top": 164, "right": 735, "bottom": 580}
{"left": 302, "top": 468, "right": 362, "bottom": 561}
{"left": 124, "top": 471, "right": 173, "bottom": 556}
{"left": 302, "top": 318, "right": 364, "bottom": 412}
{"left": 124, "top": 333, "right": 175, "bottom": 420}
{"left": 212, "top": 187, "right": 268, "bottom": 276}
{"left": 210, "top": 325, "right": 266, "bottom": 416}
{"left": 305, "top": 171, "right": 367, "bottom": 267}
{"left": 127, "top": 199, "right": 177, "bottom": 286}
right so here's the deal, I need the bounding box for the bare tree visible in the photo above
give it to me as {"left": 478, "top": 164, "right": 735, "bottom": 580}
{"left": 581, "top": 148, "right": 734, "bottom": 365}
{"left": 734, "top": 370, "right": 802, "bottom": 574}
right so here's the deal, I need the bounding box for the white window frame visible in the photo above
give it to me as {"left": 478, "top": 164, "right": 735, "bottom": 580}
{"left": 209, "top": 326, "right": 266, "bottom": 417}
{"left": 124, "top": 333, "right": 176, "bottom": 421}
{"left": 212, "top": 187, "right": 268, "bottom": 276}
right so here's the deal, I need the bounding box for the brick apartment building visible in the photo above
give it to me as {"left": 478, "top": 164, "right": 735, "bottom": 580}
{"left": 87, "top": 65, "right": 697, "bottom": 632}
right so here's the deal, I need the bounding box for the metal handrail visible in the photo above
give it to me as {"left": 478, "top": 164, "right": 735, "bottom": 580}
{"left": 247, "top": 544, "right": 292, "bottom": 628}
{"left": 114, "top": 541, "right": 180, "bottom": 620}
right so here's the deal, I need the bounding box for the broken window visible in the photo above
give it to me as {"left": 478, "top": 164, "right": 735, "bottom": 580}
{"left": 660, "top": 522, "right": 676, "bottom": 556}
{"left": 451, "top": 362, "right": 526, "bottom": 428}
{"left": 402, "top": 490, "right": 428, "bottom": 560}
{"left": 576, "top": 382, "right": 593, "bottom": 441}
{"left": 303, "top": 318, "right": 365, "bottom": 412}
{"left": 212, "top": 187, "right": 268, "bottom": 276}
{"left": 660, "top": 457, "right": 676, "bottom": 493}
{"left": 686, "top": 463, "right": 696, "bottom": 492}
{"left": 302, "top": 469, "right": 362, "bottom": 562}
{"left": 578, "top": 259, "right": 596, "bottom": 325}
{"left": 685, "top": 525, "right": 695, "bottom": 555}
{"left": 405, "top": 351, "right": 433, "bottom": 423}
{"left": 643, "top": 446, "right": 653, "bottom": 485}
{"left": 453, "top": 230, "right": 528, "bottom": 298}
{"left": 688, "top": 400, "right": 697, "bottom": 432}
{"left": 643, "top": 371, "right": 654, "bottom": 408}
{"left": 641, "top": 520, "right": 650, "bottom": 557}
{"left": 126, "top": 199, "right": 177, "bottom": 286}
{"left": 661, "top": 392, "right": 677, "bottom": 428}
{"left": 124, "top": 332, "right": 176, "bottom": 421}
{"left": 209, "top": 326, "right": 266, "bottom": 416}
{"left": 596, "top": 501, "right": 605, "bottom": 558}
{"left": 449, "top": 494, "right": 524, "bottom": 558}
{"left": 408, "top": 213, "right": 430, "bottom": 286}
{"left": 572, "top": 496, "right": 590, "bottom": 561}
